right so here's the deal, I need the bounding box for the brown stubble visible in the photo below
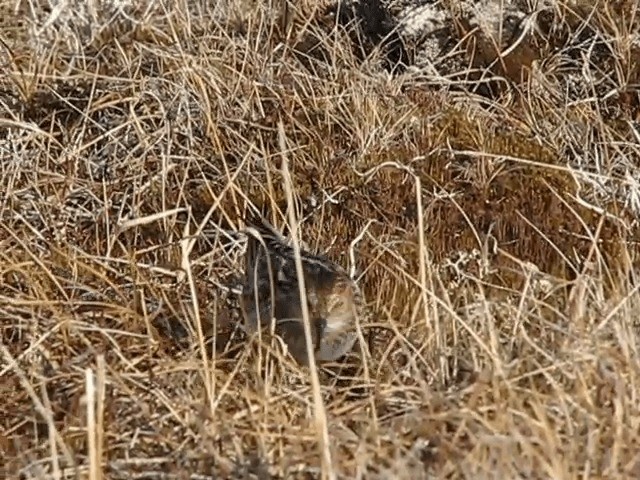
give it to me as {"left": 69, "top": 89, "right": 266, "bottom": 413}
{"left": 2, "top": 0, "right": 640, "bottom": 477}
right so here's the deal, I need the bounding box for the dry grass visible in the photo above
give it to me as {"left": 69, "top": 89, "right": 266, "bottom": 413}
{"left": 1, "top": 0, "right": 640, "bottom": 478}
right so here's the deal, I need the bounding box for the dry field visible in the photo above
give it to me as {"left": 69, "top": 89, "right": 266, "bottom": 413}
{"left": 1, "top": 0, "right": 640, "bottom": 478}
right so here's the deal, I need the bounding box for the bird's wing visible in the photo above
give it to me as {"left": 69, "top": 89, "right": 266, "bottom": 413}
{"left": 275, "top": 317, "right": 326, "bottom": 365}
{"left": 244, "top": 210, "right": 290, "bottom": 254}
{"left": 244, "top": 210, "right": 340, "bottom": 277}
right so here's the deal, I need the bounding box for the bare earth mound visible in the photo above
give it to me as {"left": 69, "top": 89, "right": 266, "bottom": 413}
{"left": 1, "top": 0, "right": 640, "bottom": 478}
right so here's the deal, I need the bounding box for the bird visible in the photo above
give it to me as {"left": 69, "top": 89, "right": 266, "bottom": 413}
{"left": 239, "top": 211, "right": 363, "bottom": 365}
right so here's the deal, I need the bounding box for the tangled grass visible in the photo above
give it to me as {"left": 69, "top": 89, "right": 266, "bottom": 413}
{"left": 1, "top": 0, "right": 640, "bottom": 478}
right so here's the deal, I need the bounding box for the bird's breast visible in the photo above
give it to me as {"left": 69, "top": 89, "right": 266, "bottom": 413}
{"left": 324, "top": 309, "right": 353, "bottom": 333}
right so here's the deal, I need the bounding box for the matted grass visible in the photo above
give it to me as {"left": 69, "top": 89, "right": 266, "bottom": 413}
{"left": 1, "top": 0, "right": 639, "bottom": 478}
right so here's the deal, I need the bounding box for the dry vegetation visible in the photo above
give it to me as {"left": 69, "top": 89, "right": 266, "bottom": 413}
{"left": 1, "top": 0, "right": 640, "bottom": 478}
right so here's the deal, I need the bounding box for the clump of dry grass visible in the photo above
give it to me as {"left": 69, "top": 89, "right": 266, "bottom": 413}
{"left": 1, "top": 0, "right": 639, "bottom": 478}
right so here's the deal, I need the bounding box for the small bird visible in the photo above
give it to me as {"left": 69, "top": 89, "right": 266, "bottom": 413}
{"left": 239, "top": 212, "right": 363, "bottom": 365}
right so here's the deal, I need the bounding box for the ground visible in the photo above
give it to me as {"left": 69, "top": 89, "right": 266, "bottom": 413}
{"left": 1, "top": 0, "right": 640, "bottom": 478}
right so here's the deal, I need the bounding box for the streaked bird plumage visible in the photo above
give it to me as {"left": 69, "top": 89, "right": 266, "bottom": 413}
{"left": 240, "top": 212, "right": 362, "bottom": 365}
